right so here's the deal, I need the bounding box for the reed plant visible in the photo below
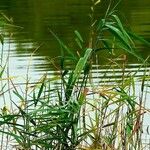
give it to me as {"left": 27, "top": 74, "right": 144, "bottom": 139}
{"left": 0, "top": 0, "right": 150, "bottom": 150}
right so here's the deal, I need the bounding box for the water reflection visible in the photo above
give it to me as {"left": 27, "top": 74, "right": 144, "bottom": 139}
{"left": 0, "top": 0, "right": 149, "bottom": 86}
{"left": 0, "top": 0, "right": 149, "bottom": 60}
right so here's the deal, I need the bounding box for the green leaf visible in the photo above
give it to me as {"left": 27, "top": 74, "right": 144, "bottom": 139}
{"left": 0, "top": 64, "right": 6, "bottom": 78}
{"left": 101, "top": 39, "right": 113, "bottom": 54}
{"left": 75, "top": 38, "right": 83, "bottom": 49}
{"left": 49, "top": 29, "right": 77, "bottom": 59}
{"left": 0, "top": 130, "right": 23, "bottom": 144}
{"left": 65, "top": 48, "right": 92, "bottom": 101}
{"left": 13, "top": 90, "right": 24, "bottom": 101}
{"left": 94, "top": 0, "right": 101, "bottom": 6}
{"left": 116, "top": 40, "right": 143, "bottom": 61}
{"left": 126, "top": 123, "right": 133, "bottom": 136}
{"left": 105, "top": 23, "right": 132, "bottom": 51}
{"left": 74, "top": 30, "right": 84, "bottom": 43}
{"left": 71, "top": 48, "right": 92, "bottom": 85}
{"left": 36, "top": 80, "right": 45, "bottom": 103}
{"left": 112, "top": 14, "right": 134, "bottom": 45}
{"left": 98, "top": 19, "right": 105, "bottom": 30}
{"left": 128, "top": 31, "right": 150, "bottom": 47}
{"left": 33, "top": 75, "right": 46, "bottom": 106}
{"left": 12, "top": 101, "right": 36, "bottom": 126}
{"left": 0, "top": 34, "right": 4, "bottom": 45}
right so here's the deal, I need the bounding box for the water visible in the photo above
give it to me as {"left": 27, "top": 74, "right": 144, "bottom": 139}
{"left": 0, "top": 1, "right": 150, "bottom": 149}
{"left": 0, "top": 0, "right": 150, "bottom": 78}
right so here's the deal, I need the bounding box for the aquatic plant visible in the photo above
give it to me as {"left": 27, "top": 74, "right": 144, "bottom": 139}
{"left": 0, "top": 0, "right": 150, "bottom": 150}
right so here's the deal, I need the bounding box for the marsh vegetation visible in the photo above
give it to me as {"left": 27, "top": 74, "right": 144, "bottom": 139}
{"left": 0, "top": 0, "right": 150, "bottom": 150}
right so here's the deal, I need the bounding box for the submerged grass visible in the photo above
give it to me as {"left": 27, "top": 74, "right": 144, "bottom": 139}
{"left": 0, "top": 0, "right": 150, "bottom": 150}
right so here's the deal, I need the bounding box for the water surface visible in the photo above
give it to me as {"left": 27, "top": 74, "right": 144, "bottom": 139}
{"left": 0, "top": 0, "right": 149, "bottom": 78}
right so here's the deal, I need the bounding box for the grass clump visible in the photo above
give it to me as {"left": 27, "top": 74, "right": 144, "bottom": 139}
{"left": 0, "top": 0, "right": 150, "bottom": 150}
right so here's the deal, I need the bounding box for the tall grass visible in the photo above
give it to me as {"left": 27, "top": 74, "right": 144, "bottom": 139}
{"left": 0, "top": 0, "right": 150, "bottom": 150}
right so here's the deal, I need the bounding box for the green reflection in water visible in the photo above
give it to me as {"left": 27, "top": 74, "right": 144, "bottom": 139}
{"left": 0, "top": 0, "right": 149, "bottom": 72}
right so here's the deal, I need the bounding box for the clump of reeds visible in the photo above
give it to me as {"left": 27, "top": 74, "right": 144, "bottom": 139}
{"left": 0, "top": 0, "right": 150, "bottom": 150}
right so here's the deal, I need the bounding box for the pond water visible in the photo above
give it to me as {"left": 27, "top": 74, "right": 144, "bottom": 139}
{"left": 0, "top": 0, "right": 150, "bottom": 147}
{"left": 0, "top": 0, "right": 150, "bottom": 79}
